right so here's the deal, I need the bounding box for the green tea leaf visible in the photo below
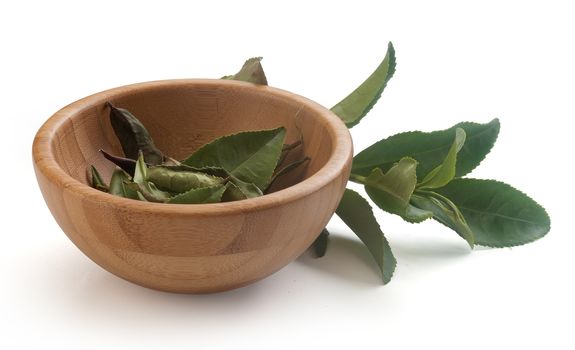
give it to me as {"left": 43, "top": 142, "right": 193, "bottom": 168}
{"left": 183, "top": 127, "right": 286, "bottom": 191}
{"left": 435, "top": 179, "right": 550, "bottom": 247}
{"left": 411, "top": 191, "right": 474, "bottom": 248}
{"left": 352, "top": 119, "right": 500, "bottom": 178}
{"left": 167, "top": 184, "right": 226, "bottom": 204}
{"left": 155, "top": 164, "right": 231, "bottom": 179}
{"left": 129, "top": 152, "right": 171, "bottom": 202}
{"left": 221, "top": 177, "right": 262, "bottom": 202}
{"left": 312, "top": 228, "right": 330, "bottom": 258}
{"left": 108, "top": 167, "right": 126, "bottom": 196}
{"left": 89, "top": 165, "right": 108, "bottom": 192}
{"left": 109, "top": 167, "right": 138, "bottom": 199}
{"left": 222, "top": 57, "right": 268, "bottom": 85}
{"left": 336, "top": 189, "right": 396, "bottom": 284}
{"left": 146, "top": 166, "right": 224, "bottom": 193}
{"left": 126, "top": 181, "right": 171, "bottom": 203}
{"left": 107, "top": 102, "right": 165, "bottom": 165}
{"left": 362, "top": 158, "right": 432, "bottom": 223}
{"left": 133, "top": 152, "right": 147, "bottom": 184}
{"left": 331, "top": 42, "right": 396, "bottom": 128}
{"left": 221, "top": 181, "right": 245, "bottom": 202}
{"left": 231, "top": 176, "right": 263, "bottom": 198}
{"left": 221, "top": 176, "right": 263, "bottom": 202}
{"left": 417, "top": 128, "right": 466, "bottom": 189}
{"left": 404, "top": 205, "right": 435, "bottom": 223}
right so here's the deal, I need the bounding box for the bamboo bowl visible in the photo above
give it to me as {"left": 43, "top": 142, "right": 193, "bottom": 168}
{"left": 33, "top": 79, "right": 352, "bottom": 293}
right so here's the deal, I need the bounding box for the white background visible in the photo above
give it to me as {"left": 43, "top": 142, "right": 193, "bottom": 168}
{"left": 1, "top": 1, "right": 573, "bottom": 349}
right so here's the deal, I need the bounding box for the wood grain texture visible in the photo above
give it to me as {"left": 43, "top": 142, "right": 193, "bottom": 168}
{"left": 33, "top": 79, "right": 352, "bottom": 293}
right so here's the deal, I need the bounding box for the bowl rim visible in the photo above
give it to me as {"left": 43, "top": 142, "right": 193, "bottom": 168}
{"left": 33, "top": 79, "right": 352, "bottom": 216}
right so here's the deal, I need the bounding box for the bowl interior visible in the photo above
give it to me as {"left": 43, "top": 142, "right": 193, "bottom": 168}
{"left": 50, "top": 81, "right": 335, "bottom": 193}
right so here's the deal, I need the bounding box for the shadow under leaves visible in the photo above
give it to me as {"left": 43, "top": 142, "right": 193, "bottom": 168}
{"left": 296, "top": 233, "right": 383, "bottom": 286}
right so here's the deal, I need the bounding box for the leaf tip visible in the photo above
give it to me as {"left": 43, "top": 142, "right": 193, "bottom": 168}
{"left": 387, "top": 41, "right": 397, "bottom": 74}
{"left": 387, "top": 41, "right": 395, "bottom": 58}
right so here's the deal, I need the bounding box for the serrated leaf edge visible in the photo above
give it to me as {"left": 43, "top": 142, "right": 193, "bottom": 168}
{"left": 443, "top": 178, "right": 551, "bottom": 248}
{"left": 352, "top": 118, "right": 500, "bottom": 176}
{"left": 182, "top": 127, "right": 286, "bottom": 191}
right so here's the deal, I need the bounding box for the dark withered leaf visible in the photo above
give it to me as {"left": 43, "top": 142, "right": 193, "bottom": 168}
{"left": 267, "top": 157, "right": 310, "bottom": 192}
{"left": 100, "top": 149, "right": 136, "bottom": 176}
{"left": 100, "top": 150, "right": 188, "bottom": 177}
{"left": 107, "top": 102, "right": 165, "bottom": 165}
{"left": 312, "top": 228, "right": 330, "bottom": 258}
{"left": 277, "top": 132, "right": 304, "bottom": 168}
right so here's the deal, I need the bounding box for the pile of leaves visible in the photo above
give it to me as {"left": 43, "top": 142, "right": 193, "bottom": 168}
{"left": 222, "top": 44, "right": 550, "bottom": 284}
{"left": 90, "top": 103, "right": 309, "bottom": 204}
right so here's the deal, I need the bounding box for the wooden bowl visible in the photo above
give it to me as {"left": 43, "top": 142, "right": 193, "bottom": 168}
{"left": 33, "top": 79, "right": 352, "bottom": 293}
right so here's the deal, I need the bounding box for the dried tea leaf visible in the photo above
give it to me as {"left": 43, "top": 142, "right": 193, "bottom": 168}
{"left": 146, "top": 166, "right": 225, "bottom": 193}
{"left": 133, "top": 151, "right": 147, "bottom": 184}
{"left": 89, "top": 165, "right": 108, "bottom": 192}
{"left": 107, "top": 102, "right": 165, "bottom": 165}
{"left": 221, "top": 177, "right": 263, "bottom": 202}
{"left": 129, "top": 152, "right": 171, "bottom": 202}
{"left": 126, "top": 181, "right": 171, "bottom": 203}
{"left": 183, "top": 127, "right": 286, "bottom": 191}
{"left": 230, "top": 176, "right": 262, "bottom": 198}
{"left": 222, "top": 57, "right": 268, "bottom": 85}
{"left": 277, "top": 132, "right": 304, "bottom": 168}
{"left": 100, "top": 149, "right": 136, "bottom": 176}
{"left": 266, "top": 157, "right": 310, "bottom": 192}
{"left": 109, "top": 167, "right": 138, "bottom": 199}
{"left": 149, "top": 164, "right": 230, "bottom": 181}
{"left": 221, "top": 181, "right": 246, "bottom": 202}
{"left": 282, "top": 138, "right": 303, "bottom": 152}
{"left": 167, "top": 184, "right": 226, "bottom": 204}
